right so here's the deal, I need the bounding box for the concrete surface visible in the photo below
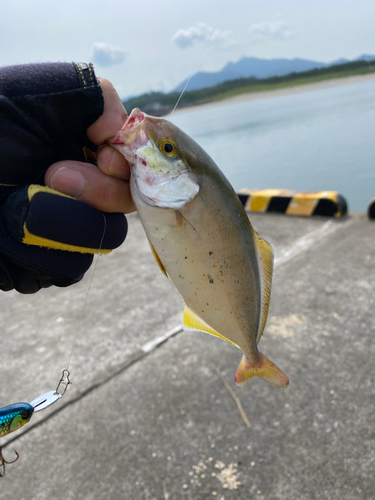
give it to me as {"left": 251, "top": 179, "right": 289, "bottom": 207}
{"left": 0, "top": 211, "right": 374, "bottom": 499}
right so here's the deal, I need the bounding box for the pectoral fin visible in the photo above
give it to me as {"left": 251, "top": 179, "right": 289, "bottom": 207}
{"left": 182, "top": 306, "right": 239, "bottom": 348}
{"left": 251, "top": 229, "right": 274, "bottom": 342}
{"left": 148, "top": 239, "right": 168, "bottom": 277}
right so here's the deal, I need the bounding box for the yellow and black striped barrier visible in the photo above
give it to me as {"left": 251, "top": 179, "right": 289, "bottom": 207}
{"left": 368, "top": 198, "right": 375, "bottom": 220}
{"left": 238, "top": 189, "right": 348, "bottom": 218}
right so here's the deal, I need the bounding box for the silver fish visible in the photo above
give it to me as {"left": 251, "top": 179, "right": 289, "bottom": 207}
{"left": 110, "top": 108, "right": 289, "bottom": 388}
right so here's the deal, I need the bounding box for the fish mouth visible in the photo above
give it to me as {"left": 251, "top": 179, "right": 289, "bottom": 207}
{"left": 110, "top": 108, "right": 149, "bottom": 150}
{"left": 122, "top": 108, "right": 145, "bottom": 131}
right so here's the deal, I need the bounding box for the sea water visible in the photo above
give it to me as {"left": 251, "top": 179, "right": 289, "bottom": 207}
{"left": 170, "top": 79, "right": 375, "bottom": 213}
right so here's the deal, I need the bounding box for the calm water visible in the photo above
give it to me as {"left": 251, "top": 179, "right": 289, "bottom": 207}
{"left": 170, "top": 79, "right": 375, "bottom": 213}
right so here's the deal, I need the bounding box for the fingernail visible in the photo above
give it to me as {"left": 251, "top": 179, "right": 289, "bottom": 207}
{"left": 50, "top": 167, "right": 85, "bottom": 198}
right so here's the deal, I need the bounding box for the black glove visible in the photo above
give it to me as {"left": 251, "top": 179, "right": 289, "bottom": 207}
{"left": 0, "top": 62, "right": 127, "bottom": 293}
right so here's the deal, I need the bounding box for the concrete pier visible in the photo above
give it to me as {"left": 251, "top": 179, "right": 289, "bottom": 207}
{"left": 0, "top": 211, "right": 374, "bottom": 499}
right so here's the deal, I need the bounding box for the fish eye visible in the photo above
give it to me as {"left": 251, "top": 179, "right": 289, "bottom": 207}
{"left": 21, "top": 410, "right": 31, "bottom": 420}
{"left": 164, "top": 143, "right": 174, "bottom": 153}
{"left": 159, "top": 138, "right": 177, "bottom": 158}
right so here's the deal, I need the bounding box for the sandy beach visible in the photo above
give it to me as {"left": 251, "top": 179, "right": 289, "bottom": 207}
{"left": 174, "top": 72, "right": 375, "bottom": 114}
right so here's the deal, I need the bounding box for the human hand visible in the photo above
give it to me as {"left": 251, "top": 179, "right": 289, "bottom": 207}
{"left": 0, "top": 63, "right": 130, "bottom": 293}
{"left": 45, "top": 78, "right": 135, "bottom": 214}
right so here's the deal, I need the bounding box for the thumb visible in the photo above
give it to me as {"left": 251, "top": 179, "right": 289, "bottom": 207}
{"left": 45, "top": 160, "right": 135, "bottom": 213}
{"left": 87, "top": 78, "right": 128, "bottom": 145}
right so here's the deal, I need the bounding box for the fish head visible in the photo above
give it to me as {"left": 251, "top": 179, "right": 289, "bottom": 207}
{"left": 109, "top": 108, "right": 201, "bottom": 209}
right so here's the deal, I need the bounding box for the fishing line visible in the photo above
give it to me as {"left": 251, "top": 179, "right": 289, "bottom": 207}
{"left": 170, "top": 0, "right": 231, "bottom": 116}
{"left": 64, "top": 214, "right": 107, "bottom": 372}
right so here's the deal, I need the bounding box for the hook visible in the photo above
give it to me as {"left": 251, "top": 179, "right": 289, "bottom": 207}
{"left": 0, "top": 447, "right": 19, "bottom": 477}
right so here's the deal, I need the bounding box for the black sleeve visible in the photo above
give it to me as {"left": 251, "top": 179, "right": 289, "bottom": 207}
{"left": 0, "top": 62, "right": 104, "bottom": 205}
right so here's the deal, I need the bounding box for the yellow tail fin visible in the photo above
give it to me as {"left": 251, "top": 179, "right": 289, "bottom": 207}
{"left": 235, "top": 353, "right": 289, "bottom": 388}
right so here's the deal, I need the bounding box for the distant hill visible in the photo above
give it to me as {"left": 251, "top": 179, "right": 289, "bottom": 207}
{"left": 123, "top": 58, "right": 375, "bottom": 116}
{"left": 174, "top": 54, "right": 375, "bottom": 92}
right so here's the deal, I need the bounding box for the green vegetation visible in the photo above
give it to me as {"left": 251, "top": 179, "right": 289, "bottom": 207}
{"left": 122, "top": 60, "right": 375, "bottom": 116}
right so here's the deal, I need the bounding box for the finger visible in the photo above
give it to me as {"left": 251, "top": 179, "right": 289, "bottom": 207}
{"left": 87, "top": 78, "right": 128, "bottom": 145}
{"left": 45, "top": 161, "right": 136, "bottom": 214}
{"left": 96, "top": 145, "right": 130, "bottom": 180}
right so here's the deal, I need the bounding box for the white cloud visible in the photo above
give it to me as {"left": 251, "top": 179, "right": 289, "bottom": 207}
{"left": 249, "top": 18, "right": 296, "bottom": 44}
{"left": 172, "top": 22, "right": 236, "bottom": 49}
{"left": 92, "top": 43, "right": 126, "bottom": 68}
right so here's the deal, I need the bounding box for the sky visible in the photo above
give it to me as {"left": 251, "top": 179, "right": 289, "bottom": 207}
{"left": 1, "top": 0, "right": 375, "bottom": 99}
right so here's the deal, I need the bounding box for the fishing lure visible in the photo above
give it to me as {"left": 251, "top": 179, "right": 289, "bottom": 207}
{"left": 0, "top": 370, "right": 71, "bottom": 476}
{"left": 0, "top": 403, "right": 33, "bottom": 476}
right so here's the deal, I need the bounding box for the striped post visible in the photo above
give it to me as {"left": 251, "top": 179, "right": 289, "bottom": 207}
{"left": 238, "top": 189, "right": 348, "bottom": 218}
{"left": 368, "top": 198, "right": 375, "bottom": 219}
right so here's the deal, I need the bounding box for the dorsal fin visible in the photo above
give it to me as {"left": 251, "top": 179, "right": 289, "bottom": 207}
{"left": 251, "top": 229, "right": 274, "bottom": 342}
{"left": 148, "top": 239, "right": 168, "bottom": 277}
{"left": 182, "top": 306, "right": 239, "bottom": 348}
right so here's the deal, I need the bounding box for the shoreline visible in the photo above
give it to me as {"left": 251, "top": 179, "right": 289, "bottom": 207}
{"left": 172, "top": 72, "right": 375, "bottom": 115}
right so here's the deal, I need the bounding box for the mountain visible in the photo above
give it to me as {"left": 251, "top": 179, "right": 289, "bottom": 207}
{"left": 356, "top": 54, "right": 375, "bottom": 61}
{"left": 174, "top": 55, "right": 375, "bottom": 92}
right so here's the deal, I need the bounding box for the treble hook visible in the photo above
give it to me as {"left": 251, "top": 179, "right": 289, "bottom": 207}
{"left": 0, "top": 447, "right": 19, "bottom": 477}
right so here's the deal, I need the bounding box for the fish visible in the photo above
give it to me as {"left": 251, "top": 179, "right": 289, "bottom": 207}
{"left": 110, "top": 108, "right": 289, "bottom": 388}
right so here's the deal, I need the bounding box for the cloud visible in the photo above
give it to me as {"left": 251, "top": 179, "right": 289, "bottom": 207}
{"left": 92, "top": 43, "right": 126, "bottom": 68}
{"left": 249, "top": 18, "right": 295, "bottom": 44}
{"left": 172, "top": 23, "right": 236, "bottom": 49}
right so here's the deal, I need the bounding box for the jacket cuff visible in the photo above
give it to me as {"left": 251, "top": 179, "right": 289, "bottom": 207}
{"left": 74, "top": 62, "right": 99, "bottom": 89}
{"left": 0, "top": 62, "right": 101, "bottom": 97}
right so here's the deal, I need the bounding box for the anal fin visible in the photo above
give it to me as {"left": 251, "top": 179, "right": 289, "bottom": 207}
{"left": 182, "top": 306, "right": 239, "bottom": 348}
